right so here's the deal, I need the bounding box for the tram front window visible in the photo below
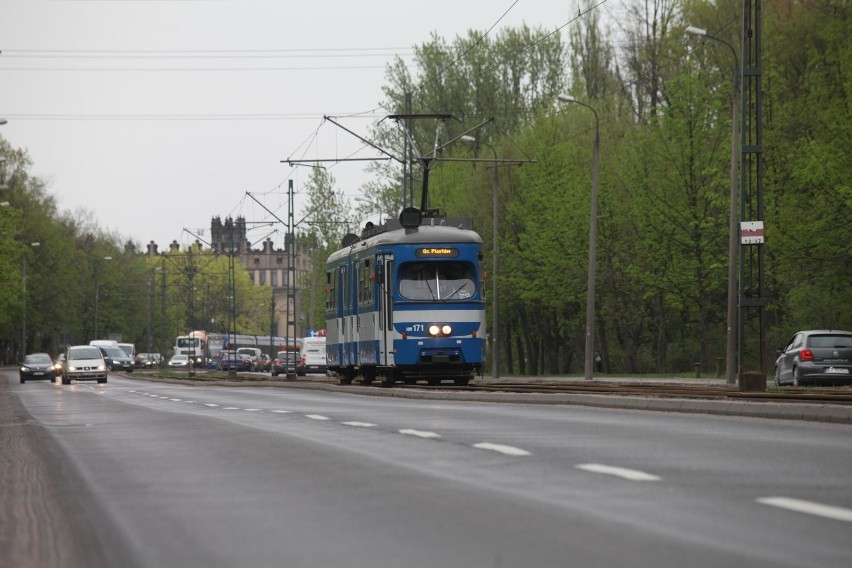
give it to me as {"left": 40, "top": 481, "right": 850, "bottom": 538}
{"left": 399, "top": 262, "right": 475, "bottom": 300}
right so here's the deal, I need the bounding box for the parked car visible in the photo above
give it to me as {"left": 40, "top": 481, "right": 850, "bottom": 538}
{"left": 168, "top": 354, "right": 191, "bottom": 368}
{"left": 774, "top": 330, "right": 852, "bottom": 386}
{"left": 258, "top": 353, "right": 272, "bottom": 372}
{"left": 97, "top": 345, "right": 134, "bottom": 373}
{"left": 20, "top": 353, "right": 56, "bottom": 383}
{"left": 271, "top": 351, "right": 299, "bottom": 376}
{"left": 62, "top": 345, "right": 108, "bottom": 384}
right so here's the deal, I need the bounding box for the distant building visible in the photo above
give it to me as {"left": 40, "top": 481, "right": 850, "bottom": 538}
{"left": 146, "top": 215, "right": 311, "bottom": 339}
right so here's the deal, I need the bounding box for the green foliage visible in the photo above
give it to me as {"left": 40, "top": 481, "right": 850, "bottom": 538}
{"left": 762, "top": 1, "right": 852, "bottom": 332}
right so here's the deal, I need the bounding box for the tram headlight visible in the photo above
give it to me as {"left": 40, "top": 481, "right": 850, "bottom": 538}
{"left": 428, "top": 324, "right": 453, "bottom": 337}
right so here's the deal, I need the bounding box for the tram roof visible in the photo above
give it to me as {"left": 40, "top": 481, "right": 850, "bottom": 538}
{"left": 327, "top": 221, "right": 481, "bottom": 264}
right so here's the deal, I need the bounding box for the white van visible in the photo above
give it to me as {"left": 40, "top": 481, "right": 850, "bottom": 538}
{"left": 117, "top": 342, "right": 136, "bottom": 360}
{"left": 297, "top": 337, "right": 327, "bottom": 376}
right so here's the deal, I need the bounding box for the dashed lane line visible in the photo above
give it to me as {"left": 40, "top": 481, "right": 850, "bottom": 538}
{"left": 399, "top": 429, "right": 441, "bottom": 439}
{"left": 576, "top": 463, "right": 661, "bottom": 481}
{"left": 341, "top": 421, "right": 378, "bottom": 428}
{"left": 306, "top": 414, "right": 331, "bottom": 421}
{"left": 757, "top": 497, "right": 852, "bottom": 522}
{"left": 472, "top": 442, "right": 531, "bottom": 457}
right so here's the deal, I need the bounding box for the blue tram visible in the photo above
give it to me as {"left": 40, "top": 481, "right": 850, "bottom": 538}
{"left": 326, "top": 209, "right": 486, "bottom": 386}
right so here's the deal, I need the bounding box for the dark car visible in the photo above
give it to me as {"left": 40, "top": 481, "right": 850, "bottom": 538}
{"left": 20, "top": 353, "right": 56, "bottom": 383}
{"left": 271, "top": 351, "right": 298, "bottom": 376}
{"left": 774, "top": 330, "right": 852, "bottom": 386}
{"left": 97, "top": 345, "right": 134, "bottom": 373}
{"left": 136, "top": 352, "right": 163, "bottom": 368}
{"left": 218, "top": 351, "right": 251, "bottom": 372}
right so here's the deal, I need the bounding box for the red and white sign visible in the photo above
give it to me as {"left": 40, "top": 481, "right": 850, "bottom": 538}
{"left": 740, "top": 221, "right": 765, "bottom": 245}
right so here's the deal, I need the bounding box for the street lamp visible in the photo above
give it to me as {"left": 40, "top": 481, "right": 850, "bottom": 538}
{"left": 686, "top": 25, "right": 740, "bottom": 385}
{"left": 94, "top": 256, "right": 113, "bottom": 338}
{"left": 557, "top": 94, "right": 600, "bottom": 381}
{"left": 353, "top": 196, "right": 384, "bottom": 225}
{"left": 21, "top": 242, "right": 40, "bottom": 357}
{"left": 460, "top": 135, "right": 500, "bottom": 379}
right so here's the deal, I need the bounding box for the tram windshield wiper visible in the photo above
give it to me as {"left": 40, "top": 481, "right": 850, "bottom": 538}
{"left": 445, "top": 282, "right": 470, "bottom": 299}
{"left": 425, "top": 279, "right": 437, "bottom": 300}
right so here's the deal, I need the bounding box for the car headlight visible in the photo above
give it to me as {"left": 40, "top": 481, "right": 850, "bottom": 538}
{"left": 68, "top": 366, "right": 77, "bottom": 371}
{"left": 98, "top": 365, "right": 106, "bottom": 371}
{"left": 20, "top": 366, "right": 28, "bottom": 372}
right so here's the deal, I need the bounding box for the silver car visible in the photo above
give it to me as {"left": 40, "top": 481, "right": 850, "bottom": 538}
{"left": 774, "top": 330, "right": 852, "bottom": 386}
{"left": 62, "top": 345, "right": 108, "bottom": 385}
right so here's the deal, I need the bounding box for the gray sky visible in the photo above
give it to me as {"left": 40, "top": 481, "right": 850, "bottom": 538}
{"left": 2, "top": 1, "right": 593, "bottom": 251}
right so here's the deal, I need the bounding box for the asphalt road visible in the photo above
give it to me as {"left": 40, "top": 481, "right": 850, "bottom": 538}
{"left": 3, "top": 372, "right": 851, "bottom": 568}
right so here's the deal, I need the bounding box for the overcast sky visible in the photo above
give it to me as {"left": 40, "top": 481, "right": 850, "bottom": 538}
{"left": 1, "top": 0, "right": 612, "bottom": 251}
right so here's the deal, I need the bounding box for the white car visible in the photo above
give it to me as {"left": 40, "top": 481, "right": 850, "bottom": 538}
{"left": 168, "top": 354, "right": 190, "bottom": 368}
{"left": 62, "top": 345, "right": 108, "bottom": 385}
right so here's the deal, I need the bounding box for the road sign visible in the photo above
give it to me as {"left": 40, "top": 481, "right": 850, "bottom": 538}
{"left": 740, "top": 221, "right": 764, "bottom": 244}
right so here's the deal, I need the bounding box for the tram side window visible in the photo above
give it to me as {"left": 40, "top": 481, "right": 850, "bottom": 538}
{"left": 399, "top": 261, "right": 475, "bottom": 301}
{"left": 359, "top": 259, "right": 372, "bottom": 304}
{"left": 326, "top": 269, "right": 337, "bottom": 311}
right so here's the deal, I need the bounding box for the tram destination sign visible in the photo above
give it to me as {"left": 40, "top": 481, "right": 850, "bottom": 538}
{"left": 416, "top": 247, "right": 459, "bottom": 258}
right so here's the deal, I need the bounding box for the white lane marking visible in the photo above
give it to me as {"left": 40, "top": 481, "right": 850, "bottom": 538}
{"left": 757, "top": 497, "right": 852, "bottom": 522}
{"left": 244, "top": 408, "right": 262, "bottom": 412}
{"left": 223, "top": 407, "right": 240, "bottom": 410}
{"left": 576, "top": 463, "right": 661, "bottom": 481}
{"left": 473, "top": 442, "right": 531, "bottom": 457}
{"left": 184, "top": 400, "right": 197, "bottom": 404}
{"left": 399, "top": 429, "right": 441, "bottom": 439}
{"left": 159, "top": 396, "right": 169, "bottom": 399}
{"left": 169, "top": 398, "right": 181, "bottom": 402}
{"left": 342, "top": 421, "right": 377, "bottom": 428}
{"left": 270, "top": 410, "right": 291, "bottom": 414}
{"left": 204, "top": 403, "right": 219, "bottom": 407}
{"left": 306, "top": 414, "right": 330, "bottom": 421}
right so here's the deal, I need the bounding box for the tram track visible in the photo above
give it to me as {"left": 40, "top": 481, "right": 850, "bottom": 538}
{"left": 295, "top": 375, "right": 852, "bottom": 405}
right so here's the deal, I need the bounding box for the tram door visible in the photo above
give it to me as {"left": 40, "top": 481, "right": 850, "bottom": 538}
{"left": 378, "top": 255, "right": 394, "bottom": 366}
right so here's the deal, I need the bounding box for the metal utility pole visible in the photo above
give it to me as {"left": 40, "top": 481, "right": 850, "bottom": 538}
{"left": 286, "top": 179, "right": 297, "bottom": 376}
{"left": 740, "top": 0, "right": 767, "bottom": 384}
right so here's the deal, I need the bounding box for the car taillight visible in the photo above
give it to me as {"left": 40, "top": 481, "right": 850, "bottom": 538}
{"left": 800, "top": 349, "right": 814, "bottom": 361}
